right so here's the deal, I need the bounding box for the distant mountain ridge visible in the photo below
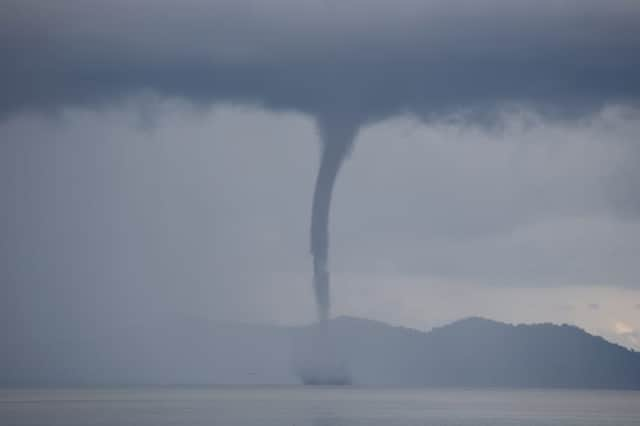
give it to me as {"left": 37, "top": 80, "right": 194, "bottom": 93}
{"left": 2, "top": 316, "right": 639, "bottom": 389}
{"left": 290, "top": 316, "right": 640, "bottom": 389}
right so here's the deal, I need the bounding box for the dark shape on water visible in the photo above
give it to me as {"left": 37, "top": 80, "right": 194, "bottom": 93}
{"left": 300, "top": 376, "right": 352, "bottom": 386}
{"left": 297, "top": 354, "right": 352, "bottom": 386}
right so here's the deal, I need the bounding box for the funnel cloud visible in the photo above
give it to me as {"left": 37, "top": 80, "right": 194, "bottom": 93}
{"left": 311, "top": 117, "right": 359, "bottom": 321}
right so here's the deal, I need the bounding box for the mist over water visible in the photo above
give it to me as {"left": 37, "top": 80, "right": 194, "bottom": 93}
{"left": 292, "top": 322, "right": 351, "bottom": 386}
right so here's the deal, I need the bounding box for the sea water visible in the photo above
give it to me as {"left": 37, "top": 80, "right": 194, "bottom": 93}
{"left": 1, "top": 386, "right": 639, "bottom": 426}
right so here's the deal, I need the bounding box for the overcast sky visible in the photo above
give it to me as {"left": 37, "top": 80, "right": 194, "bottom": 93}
{"left": 2, "top": 0, "right": 640, "bottom": 350}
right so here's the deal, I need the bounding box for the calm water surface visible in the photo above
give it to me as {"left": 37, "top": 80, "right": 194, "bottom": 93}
{"left": 1, "top": 386, "right": 639, "bottom": 426}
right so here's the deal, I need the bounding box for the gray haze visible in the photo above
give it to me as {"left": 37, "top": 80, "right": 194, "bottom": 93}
{"left": 2, "top": 0, "right": 640, "bottom": 383}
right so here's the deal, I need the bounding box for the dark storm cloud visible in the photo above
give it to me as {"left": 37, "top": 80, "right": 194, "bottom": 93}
{"left": 3, "top": 0, "right": 640, "bottom": 122}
